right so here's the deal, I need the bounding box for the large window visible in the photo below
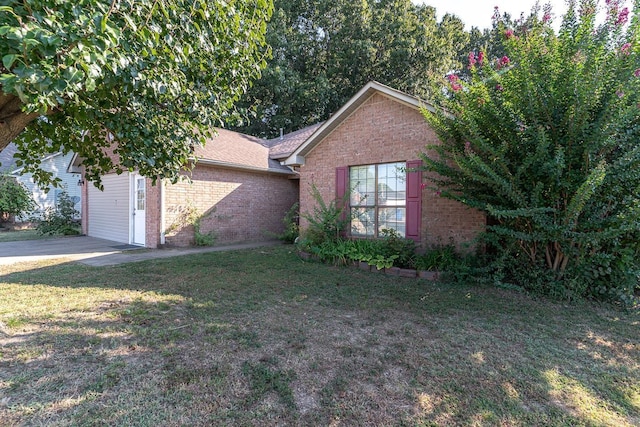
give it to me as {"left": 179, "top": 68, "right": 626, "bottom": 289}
{"left": 349, "top": 162, "right": 406, "bottom": 237}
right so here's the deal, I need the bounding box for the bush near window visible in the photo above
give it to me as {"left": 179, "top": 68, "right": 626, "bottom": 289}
{"left": 36, "top": 191, "right": 80, "bottom": 235}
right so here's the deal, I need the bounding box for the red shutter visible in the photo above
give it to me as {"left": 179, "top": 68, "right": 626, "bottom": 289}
{"left": 336, "top": 166, "right": 348, "bottom": 225}
{"left": 405, "top": 160, "right": 422, "bottom": 242}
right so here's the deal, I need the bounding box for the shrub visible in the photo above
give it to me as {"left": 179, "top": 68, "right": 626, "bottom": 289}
{"left": 422, "top": 1, "right": 640, "bottom": 306}
{"left": 36, "top": 190, "right": 80, "bottom": 235}
{"left": 299, "top": 184, "right": 349, "bottom": 248}
{"left": 277, "top": 203, "right": 299, "bottom": 244}
{"left": 0, "top": 175, "right": 35, "bottom": 222}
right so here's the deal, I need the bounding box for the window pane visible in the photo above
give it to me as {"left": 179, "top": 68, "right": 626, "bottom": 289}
{"left": 350, "top": 165, "right": 375, "bottom": 206}
{"left": 378, "top": 162, "right": 406, "bottom": 206}
{"left": 378, "top": 207, "right": 406, "bottom": 237}
{"left": 136, "top": 179, "right": 145, "bottom": 210}
{"left": 351, "top": 207, "right": 375, "bottom": 237}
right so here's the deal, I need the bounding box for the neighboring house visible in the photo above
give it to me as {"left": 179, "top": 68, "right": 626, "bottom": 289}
{"left": 284, "top": 81, "right": 485, "bottom": 248}
{"left": 0, "top": 142, "right": 19, "bottom": 174}
{"left": 69, "top": 129, "right": 300, "bottom": 248}
{"left": 2, "top": 143, "right": 82, "bottom": 220}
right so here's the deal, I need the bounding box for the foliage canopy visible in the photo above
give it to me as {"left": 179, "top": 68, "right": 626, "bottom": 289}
{"left": 232, "top": 0, "right": 468, "bottom": 138}
{"left": 423, "top": 0, "right": 640, "bottom": 305}
{"left": 0, "top": 0, "right": 273, "bottom": 185}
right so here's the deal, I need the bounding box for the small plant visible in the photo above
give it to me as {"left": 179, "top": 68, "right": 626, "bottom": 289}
{"left": 277, "top": 202, "right": 299, "bottom": 244}
{"left": 415, "top": 243, "right": 459, "bottom": 271}
{"left": 300, "top": 184, "right": 350, "bottom": 247}
{"left": 378, "top": 228, "right": 416, "bottom": 268}
{"left": 193, "top": 217, "right": 216, "bottom": 246}
{"left": 166, "top": 203, "right": 216, "bottom": 246}
{"left": 36, "top": 190, "right": 80, "bottom": 235}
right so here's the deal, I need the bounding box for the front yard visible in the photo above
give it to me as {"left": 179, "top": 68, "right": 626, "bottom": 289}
{"left": 0, "top": 246, "right": 638, "bottom": 426}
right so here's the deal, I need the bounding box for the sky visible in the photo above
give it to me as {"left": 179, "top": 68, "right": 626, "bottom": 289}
{"left": 412, "top": 0, "right": 569, "bottom": 30}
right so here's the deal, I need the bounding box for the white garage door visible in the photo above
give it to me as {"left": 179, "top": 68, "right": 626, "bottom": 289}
{"left": 87, "top": 173, "right": 130, "bottom": 243}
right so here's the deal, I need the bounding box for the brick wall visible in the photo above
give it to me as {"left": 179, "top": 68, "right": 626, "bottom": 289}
{"left": 162, "top": 165, "right": 299, "bottom": 247}
{"left": 299, "top": 92, "right": 485, "bottom": 249}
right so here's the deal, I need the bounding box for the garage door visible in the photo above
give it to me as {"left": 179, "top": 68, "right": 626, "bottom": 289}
{"left": 87, "top": 173, "right": 130, "bottom": 243}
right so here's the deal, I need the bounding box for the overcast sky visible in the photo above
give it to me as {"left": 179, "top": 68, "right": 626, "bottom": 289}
{"left": 413, "top": 0, "right": 570, "bottom": 30}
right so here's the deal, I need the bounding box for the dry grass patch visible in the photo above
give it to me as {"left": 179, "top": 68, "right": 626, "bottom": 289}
{"left": 0, "top": 247, "right": 638, "bottom": 426}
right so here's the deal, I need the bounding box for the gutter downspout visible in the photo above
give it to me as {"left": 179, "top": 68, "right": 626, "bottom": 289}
{"left": 160, "top": 178, "right": 166, "bottom": 245}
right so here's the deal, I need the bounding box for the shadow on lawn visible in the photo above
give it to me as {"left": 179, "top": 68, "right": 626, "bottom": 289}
{"left": 0, "top": 249, "right": 639, "bottom": 426}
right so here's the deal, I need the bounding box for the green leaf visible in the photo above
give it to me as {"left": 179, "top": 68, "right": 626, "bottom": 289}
{"left": 2, "top": 53, "right": 19, "bottom": 70}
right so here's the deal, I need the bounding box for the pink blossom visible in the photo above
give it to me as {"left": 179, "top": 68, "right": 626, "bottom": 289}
{"left": 617, "top": 90, "right": 625, "bottom": 98}
{"left": 497, "top": 56, "right": 511, "bottom": 69}
{"left": 634, "top": 69, "right": 640, "bottom": 77}
{"left": 505, "top": 29, "right": 514, "bottom": 39}
{"left": 447, "top": 74, "right": 462, "bottom": 92}
{"left": 465, "top": 141, "right": 471, "bottom": 150}
{"left": 621, "top": 42, "right": 632, "bottom": 55}
{"left": 617, "top": 7, "right": 629, "bottom": 25}
{"left": 478, "top": 51, "right": 485, "bottom": 66}
{"left": 543, "top": 12, "right": 551, "bottom": 23}
{"left": 468, "top": 52, "right": 477, "bottom": 68}
{"left": 435, "top": 190, "right": 442, "bottom": 197}
{"left": 495, "top": 84, "right": 504, "bottom": 91}
{"left": 420, "top": 183, "right": 427, "bottom": 190}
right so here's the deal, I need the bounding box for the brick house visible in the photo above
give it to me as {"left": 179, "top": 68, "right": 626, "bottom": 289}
{"left": 284, "top": 81, "right": 485, "bottom": 248}
{"left": 69, "top": 129, "right": 299, "bottom": 248}
{"left": 70, "top": 81, "right": 483, "bottom": 249}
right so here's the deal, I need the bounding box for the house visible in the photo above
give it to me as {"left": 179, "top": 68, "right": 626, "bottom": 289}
{"left": 70, "top": 81, "right": 484, "bottom": 249}
{"left": 69, "top": 129, "right": 300, "bottom": 248}
{"left": 2, "top": 143, "right": 82, "bottom": 220}
{"left": 284, "top": 81, "right": 485, "bottom": 248}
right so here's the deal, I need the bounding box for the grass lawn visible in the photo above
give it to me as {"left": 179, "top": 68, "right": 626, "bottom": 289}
{"left": 0, "top": 246, "right": 637, "bottom": 426}
{"left": 0, "top": 229, "right": 44, "bottom": 243}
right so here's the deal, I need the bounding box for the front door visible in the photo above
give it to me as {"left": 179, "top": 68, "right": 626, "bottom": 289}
{"left": 132, "top": 174, "right": 146, "bottom": 246}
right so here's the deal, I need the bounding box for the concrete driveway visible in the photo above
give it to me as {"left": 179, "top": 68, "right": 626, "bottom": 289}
{"left": 0, "top": 236, "right": 282, "bottom": 267}
{"left": 0, "top": 236, "right": 140, "bottom": 266}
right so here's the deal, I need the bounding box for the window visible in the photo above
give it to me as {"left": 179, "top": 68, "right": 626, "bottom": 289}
{"left": 349, "top": 162, "right": 406, "bottom": 237}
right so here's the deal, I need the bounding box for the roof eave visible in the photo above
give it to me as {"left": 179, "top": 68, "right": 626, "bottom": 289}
{"left": 195, "top": 158, "right": 297, "bottom": 176}
{"left": 283, "top": 81, "right": 435, "bottom": 166}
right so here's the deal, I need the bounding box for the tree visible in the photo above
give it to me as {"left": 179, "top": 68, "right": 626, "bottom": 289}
{"left": 423, "top": 0, "right": 640, "bottom": 305}
{"left": 0, "top": 0, "right": 273, "bottom": 185}
{"left": 231, "top": 0, "right": 468, "bottom": 138}
{"left": 0, "top": 174, "right": 34, "bottom": 221}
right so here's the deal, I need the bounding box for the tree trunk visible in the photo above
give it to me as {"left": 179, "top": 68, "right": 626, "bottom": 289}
{"left": 0, "top": 93, "right": 40, "bottom": 152}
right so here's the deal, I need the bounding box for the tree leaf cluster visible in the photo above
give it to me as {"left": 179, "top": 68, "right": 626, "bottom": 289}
{"left": 423, "top": 0, "right": 640, "bottom": 306}
{"left": 0, "top": 0, "right": 273, "bottom": 186}
{"left": 231, "top": 0, "right": 468, "bottom": 138}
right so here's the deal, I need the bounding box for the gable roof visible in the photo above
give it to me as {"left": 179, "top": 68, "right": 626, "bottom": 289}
{"left": 194, "top": 128, "right": 294, "bottom": 175}
{"left": 267, "top": 122, "right": 324, "bottom": 160}
{"left": 68, "top": 128, "right": 297, "bottom": 176}
{"left": 283, "top": 81, "right": 435, "bottom": 166}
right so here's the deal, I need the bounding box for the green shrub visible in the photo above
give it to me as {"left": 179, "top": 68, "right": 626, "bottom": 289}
{"left": 277, "top": 203, "right": 299, "bottom": 244}
{"left": 415, "top": 243, "right": 459, "bottom": 271}
{"left": 36, "top": 190, "right": 80, "bottom": 235}
{"left": 0, "top": 175, "right": 35, "bottom": 222}
{"left": 300, "top": 184, "right": 349, "bottom": 248}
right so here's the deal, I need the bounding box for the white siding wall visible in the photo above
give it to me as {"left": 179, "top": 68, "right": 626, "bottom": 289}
{"left": 87, "top": 173, "right": 130, "bottom": 243}
{"left": 14, "top": 152, "right": 82, "bottom": 220}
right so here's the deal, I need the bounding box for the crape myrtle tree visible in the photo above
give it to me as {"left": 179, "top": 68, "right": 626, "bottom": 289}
{"left": 0, "top": 0, "right": 273, "bottom": 186}
{"left": 423, "top": 0, "right": 640, "bottom": 306}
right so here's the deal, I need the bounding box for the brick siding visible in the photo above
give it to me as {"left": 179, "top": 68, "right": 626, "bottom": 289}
{"left": 299, "top": 92, "right": 485, "bottom": 249}
{"left": 160, "top": 165, "right": 299, "bottom": 247}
